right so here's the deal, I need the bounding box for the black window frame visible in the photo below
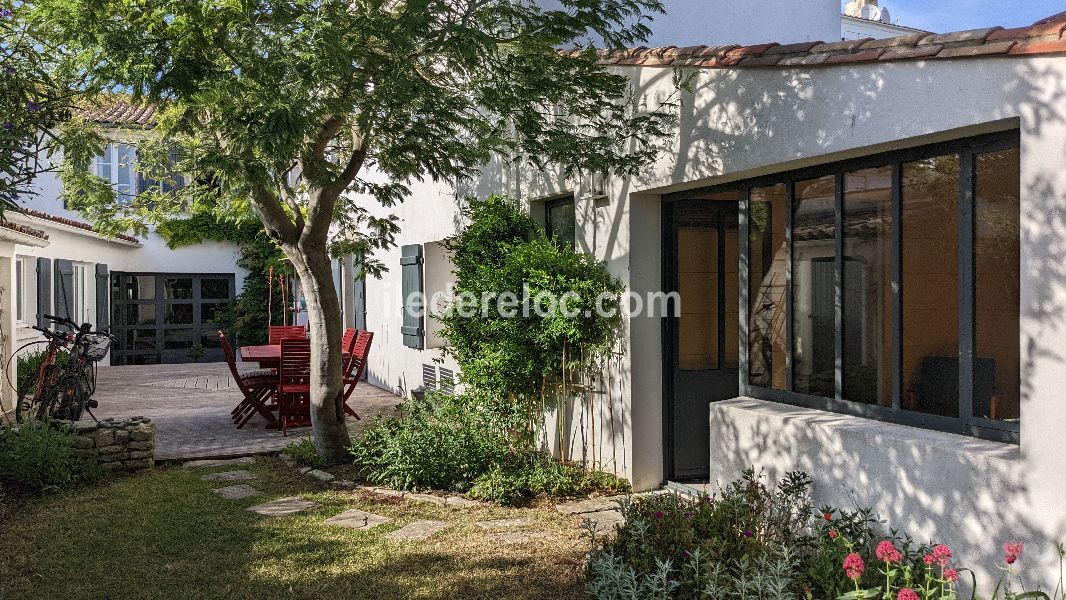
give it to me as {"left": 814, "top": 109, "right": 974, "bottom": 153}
{"left": 664, "top": 129, "right": 1021, "bottom": 444}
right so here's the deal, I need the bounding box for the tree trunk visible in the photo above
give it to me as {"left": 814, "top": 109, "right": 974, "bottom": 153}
{"left": 284, "top": 240, "right": 351, "bottom": 461}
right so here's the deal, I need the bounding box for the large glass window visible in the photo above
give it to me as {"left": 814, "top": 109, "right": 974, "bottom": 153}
{"left": 748, "top": 184, "right": 788, "bottom": 390}
{"left": 738, "top": 131, "right": 1019, "bottom": 442}
{"left": 975, "top": 147, "right": 1020, "bottom": 423}
{"left": 843, "top": 167, "right": 893, "bottom": 406}
{"left": 678, "top": 225, "right": 718, "bottom": 370}
{"left": 902, "top": 155, "right": 960, "bottom": 417}
{"left": 792, "top": 176, "right": 837, "bottom": 397}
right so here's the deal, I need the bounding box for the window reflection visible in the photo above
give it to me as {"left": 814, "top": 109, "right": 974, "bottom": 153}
{"left": 792, "top": 176, "right": 837, "bottom": 398}
{"left": 749, "top": 184, "right": 788, "bottom": 389}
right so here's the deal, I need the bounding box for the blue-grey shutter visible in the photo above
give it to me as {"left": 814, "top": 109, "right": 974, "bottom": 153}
{"left": 354, "top": 273, "right": 366, "bottom": 332}
{"left": 400, "top": 244, "right": 424, "bottom": 349}
{"left": 95, "top": 264, "right": 109, "bottom": 330}
{"left": 36, "top": 257, "right": 51, "bottom": 328}
{"left": 53, "top": 259, "right": 74, "bottom": 324}
{"left": 162, "top": 147, "right": 185, "bottom": 193}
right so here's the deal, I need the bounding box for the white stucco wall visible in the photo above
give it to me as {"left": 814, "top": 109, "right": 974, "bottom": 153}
{"left": 356, "top": 53, "right": 1066, "bottom": 587}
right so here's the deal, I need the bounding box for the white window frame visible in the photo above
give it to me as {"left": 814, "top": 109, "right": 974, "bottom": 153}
{"left": 14, "top": 257, "right": 27, "bottom": 324}
{"left": 94, "top": 143, "right": 138, "bottom": 204}
{"left": 72, "top": 262, "right": 91, "bottom": 326}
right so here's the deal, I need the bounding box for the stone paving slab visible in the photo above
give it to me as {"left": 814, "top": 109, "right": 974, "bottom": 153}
{"left": 475, "top": 517, "right": 532, "bottom": 530}
{"left": 493, "top": 531, "right": 554, "bottom": 545}
{"left": 385, "top": 520, "right": 449, "bottom": 541}
{"left": 324, "top": 509, "right": 391, "bottom": 530}
{"left": 446, "top": 496, "right": 480, "bottom": 508}
{"left": 213, "top": 484, "right": 262, "bottom": 499}
{"left": 201, "top": 470, "right": 257, "bottom": 482}
{"left": 248, "top": 496, "right": 321, "bottom": 517}
{"left": 582, "top": 510, "right": 625, "bottom": 535}
{"left": 185, "top": 457, "right": 257, "bottom": 468}
{"left": 406, "top": 493, "right": 446, "bottom": 506}
{"left": 555, "top": 496, "right": 624, "bottom": 515}
{"left": 94, "top": 362, "right": 401, "bottom": 461}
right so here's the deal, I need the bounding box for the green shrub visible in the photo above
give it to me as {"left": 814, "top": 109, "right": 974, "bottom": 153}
{"left": 349, "top": 391, "right": 515, "bottom": 492}
{"left": 282, "top": 436, "right": 334, "bottom": 470}
{"left": 585, "top": 469, "right": 935, "bottom": 600}
{"left": 17, "top": 348, "right": 71, "bottom": 394}
{"left": 0, "top": 422, "right": 99, "bottom": 495}
{"left": 469, "top": 453, "right": 630, "bottom": 506}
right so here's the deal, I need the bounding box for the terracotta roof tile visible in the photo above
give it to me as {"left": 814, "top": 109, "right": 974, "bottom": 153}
{"left": 75, "top": 99, "right": 157, "bottom": 127}
{"left": 18, "top": 208, "right": 141, "bottom": 244}
{"left": 0, "top": 221, "right": 48, "bottom": 241}
{"left": 596, "top": 10, "right": 1066, "bottom": 71}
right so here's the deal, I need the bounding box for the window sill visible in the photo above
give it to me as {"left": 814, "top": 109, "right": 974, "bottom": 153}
{"left": 711, "top": 397, "right": 1022, "bottom": 465}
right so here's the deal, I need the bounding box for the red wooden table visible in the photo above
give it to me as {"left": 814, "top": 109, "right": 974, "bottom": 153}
{"left": 240, "top": 344, "right": 351, "bottom": 369}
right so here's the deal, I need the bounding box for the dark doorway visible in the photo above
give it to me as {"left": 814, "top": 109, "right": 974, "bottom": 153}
{"left": 663, "top": 198, "right": 740, "bottom": 481}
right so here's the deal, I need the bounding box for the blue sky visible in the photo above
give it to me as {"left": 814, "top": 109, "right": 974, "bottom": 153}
{"left": 862, "top": 1, "right": 1062, "bottom": 32}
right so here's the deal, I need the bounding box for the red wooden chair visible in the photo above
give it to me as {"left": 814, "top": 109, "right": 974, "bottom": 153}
{"left": 269, "top": 325, "right": 307, "bottom": 345}
{"left": 341, "top": 328, "right": 357, "bottom": 359}
{"left": 278, "top": 337, "right": 313, "bottom": 436}
{"left": 338, "top": 330, "right": 374, "bottom": 420}
{"left": 219, "top": 331, "right": 278, "bottom": 429}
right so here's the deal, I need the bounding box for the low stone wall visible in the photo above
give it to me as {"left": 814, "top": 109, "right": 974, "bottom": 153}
{"left": 70, "top": 416, "right": 155, "bottom": 472}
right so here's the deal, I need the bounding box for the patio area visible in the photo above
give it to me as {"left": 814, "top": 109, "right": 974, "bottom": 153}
{"left": 91, "top": 362, "right": 401, "bottom": 461}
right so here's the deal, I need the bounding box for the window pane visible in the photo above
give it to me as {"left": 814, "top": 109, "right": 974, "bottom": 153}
{"left": 975, "top": 147, "right": 1020, "bottom": 422}
{"left": 201, "top": 303, "right": 226, "bottom": 324}
{"left": 678, "top": 226, "right": 718, "bottom": 370}
{"left": 15, "top": 260, "right": 23, "bottom": 322}
{"left": 164, "top": 328, "right": 194, "bottom": 349}
{"left": 116, "top": 144, "right": 134, "bottom": 204}
{"left": 126, "top": 276, "right": 156, "bottom": 300}
{"left": 749, "top": 184, "right": 788, "bottom": 389}
{"left": 723, "top": 226, "right": 740, "bottom": 370}
{"left": 127, "top": 330, "right": 156, "bottom": 351}
{"left": 127, "top": 304, "right": 157, "bottom": 325}
{"left": 164, "top": 278, "right": 193, "bottom": 299}
{"left": 96, "top": 144, "right": 112, "bottom": 180}
{"left": 546, "top": 198, "right": 576, "bottom": 248}
{"left": 902, "top": 155, "right": 960, "bottom": 417}
{"left": 792, "top": 176, "right": 837, "bottom": 398}
{"left": 202, "top": 329, "right": 223, "bottom": 349}
{"left": 200, "top": 278, "right": 230, "bottom": 300}
{"left": 166, "top": 303, "right": 194, "bottom": 325}
{"left": 843, "top": 167, "right": 893, "bottom": 406}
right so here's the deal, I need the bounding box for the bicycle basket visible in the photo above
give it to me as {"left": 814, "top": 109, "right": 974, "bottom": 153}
{"left": 80, "top": 334, "right": 113, "bottom": 362}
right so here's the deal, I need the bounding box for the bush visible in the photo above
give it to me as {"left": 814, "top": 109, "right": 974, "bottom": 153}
{"left": 585, "top": 469, "right": 935, "bottom": 600}
{"left": 469, "top": 453, "right": 630, "bottom": 506}
{"left": 17, "top": 347, "right": 71, "bottom": 394}
{"left": 281, "top": 437, "right": 335, "bottom": 470}
{"left": 0, "top": 422, "right": 99, "bottom": 495}
{"left": 349, "top": 391, "right": 515, "bottom": 493}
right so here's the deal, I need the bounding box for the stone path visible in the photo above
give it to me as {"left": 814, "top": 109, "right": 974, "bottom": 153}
{"left": 475, "top": 517, "right": 532, "bottom": 530}
{"left": 94, "top": 362, "right": 401, "bottom": 461}
{"left": 248, "top": 496, "right": 320, "bottom": 517}
{"left": 324, "top": 509, "right": 390, "bottom": 530}
{"left": 385, "top": 520, "right": 448, "bottom": 541}
{"left": 185, "top": 456, "right": 257, "bottom": 468}
{"left": 201, "top": 470, "right": 257, "bottom": 482}
{"left": 213, "top": 484, "right": 262, "bottom": 499}
{"left": 555, "top": 495, "right": 628, "bottom": 536}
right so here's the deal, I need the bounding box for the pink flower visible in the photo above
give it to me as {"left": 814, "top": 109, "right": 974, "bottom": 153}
{"left": 843, "top": 552, "right": 865, "bottom": 581}
{"left": 897, "top": 588, "right": 920, "bottom": 600}
{"left": 944, "top": 569, "right": 959, "bottom": 583}
{"left": 1004, "top": 542, "right": 1024, "bottom": 565}
{"left": 828, "top": 529, "right": 839, "bottom": 539}
{"left": 824, "top": 512, "right": 833, "bottom": 521}
{"left": 876, "top": 541, "right": 903, "bottom": 563}
{"left": 923, "top": 554, "right": 935, "bottom": 566}
{"left": 932, "top": 544, "right": 953, "bottom": 567}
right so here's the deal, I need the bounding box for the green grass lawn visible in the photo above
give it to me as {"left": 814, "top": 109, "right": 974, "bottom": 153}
{"left": 0, "top": 458, "right": 588, "bottom": 599}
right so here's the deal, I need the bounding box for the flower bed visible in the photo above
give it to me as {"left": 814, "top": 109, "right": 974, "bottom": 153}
{"left": 585, "top": 469, "right": 1063, "bottom": 600}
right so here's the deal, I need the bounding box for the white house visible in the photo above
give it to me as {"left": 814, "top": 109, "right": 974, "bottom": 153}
{"left": 347, "top": 10, "right": 1066, "bottom": 588}
{"left": 3, "top": 99, "right": 246, "bottom": 398}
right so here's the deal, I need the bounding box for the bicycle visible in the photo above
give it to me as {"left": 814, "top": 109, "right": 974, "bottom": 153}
{"left": 14, "top": 314, "right": 114, "bottom": 423}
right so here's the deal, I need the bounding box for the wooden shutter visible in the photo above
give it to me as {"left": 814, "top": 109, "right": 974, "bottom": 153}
{"left": 400, "top": 244, "right": 424, "bottom": 349}
{"left": 53, "top": 259, "right": 74, "bottom": 323}
{"left": 36, "top": 257, "right": 51, "bottom": 328}
{"left": 95, "top": 264, "right": 110, "bottom": 330}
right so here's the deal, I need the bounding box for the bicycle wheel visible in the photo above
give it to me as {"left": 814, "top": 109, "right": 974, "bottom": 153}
{"left": 14, "top": 370, "right": 38, "bottom": 424}
{"left": 51, "top": 375, "right": 86, "bottom": 421}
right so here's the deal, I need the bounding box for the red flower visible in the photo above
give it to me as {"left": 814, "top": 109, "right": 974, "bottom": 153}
{"left": 897, "top": 588, "right": 920, "bottom": 600}
{"left": 823, "top": 512, "right": 833, "bottom": 521}
{"left": 1004, "top": 542, "right": 1024, "bottom": 565}
{"left": 876, "top": 541, "right": 902, "bottom": 564}
{"left": 828, "top": 529, "right": 839, "bottom": 539}
{"left": 944, "top": 569, "right": 959, "bottom": 583}
{"left": 932, "top": 544, "right": 953, "bottom": 567}
{"left": 923, "top": 554, "right": 935, "bottom": 566}
{"left": 843, "top": 552, "right": 865, "bottom": 581}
